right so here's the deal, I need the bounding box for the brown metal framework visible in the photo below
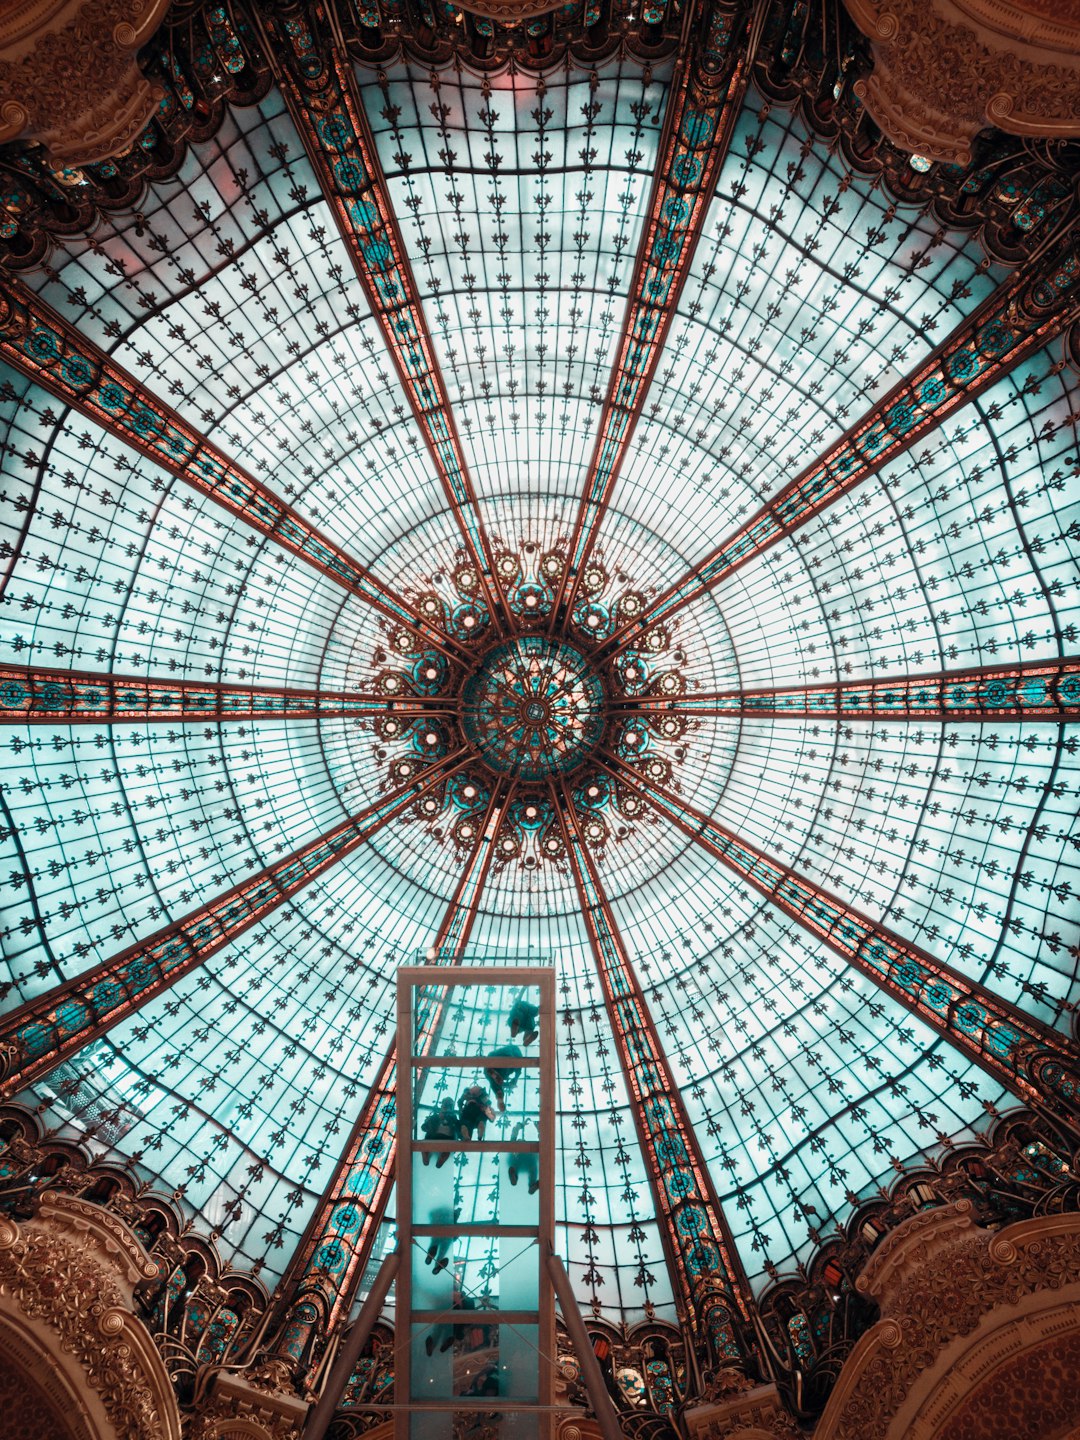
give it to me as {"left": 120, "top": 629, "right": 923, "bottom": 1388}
{"left": 0, "top": 274, "right": 468, "bottom": 663}
{"left": 0, "top": 662, "right": 454, "bottom": 724}
{"left": 260, "top": 2, "right": 512, "bottom": 632}
{"left": 552, "top": 0, "right": 756, "bottom": 624}
{"left": 598, "top": 753, "right": 1080, "bottom": 1132}
{"left": 595, "top": 229, "right": 1080, "bottom": 663}
{"left": 611, "top": 657, "right": 1080, "bottom": 722}
{"left": 0, "top": 749, "right": 470, "bottom": 1098}
{"left": 0, "top": 0, "right": 1078, "bottom": 1425}
{"left": 267, "top": 782, "right": 514, "bottom": 1379}
{"left": 554, "top": 777, "right": 757, "bottom": 1365}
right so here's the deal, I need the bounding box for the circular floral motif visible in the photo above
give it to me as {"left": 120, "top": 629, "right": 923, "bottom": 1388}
{"left": 365, "top": 539, "right": 693, "bottom": 867}
{"left": 462, "top": 637, "right": 605, "bottom": 781}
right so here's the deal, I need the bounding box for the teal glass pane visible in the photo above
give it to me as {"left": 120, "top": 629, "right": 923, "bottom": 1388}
{"left": 412, "top": 1149, "right": 540, "bottom": 1229}
{"left": 413, "top": 1064, "right": 540, "bottom": 1137}
{"left": 0, "top": 31, "right": 1075, "bottom": 1331}
{"left": 411, "top": 1238, "right": 539, "bottom": 1313}
{"left": 410, "top": 1324, "right": 539, "bottom": 1401}
{"left": 411, "top": 982, "right": 541, "bottom": 1058}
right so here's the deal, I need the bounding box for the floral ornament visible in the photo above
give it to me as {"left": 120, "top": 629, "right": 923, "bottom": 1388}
{"left": 368, "top": 541, "right": 691, "bottom": 866}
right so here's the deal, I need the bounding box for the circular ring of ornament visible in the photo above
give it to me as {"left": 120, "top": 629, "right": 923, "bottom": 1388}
{"left": 369, "top": 540, "right": 690, "bottom": 868}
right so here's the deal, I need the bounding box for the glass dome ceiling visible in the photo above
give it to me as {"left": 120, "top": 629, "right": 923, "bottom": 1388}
{"left": 0, "top": 1, "right": 1078, "bottom": 1345}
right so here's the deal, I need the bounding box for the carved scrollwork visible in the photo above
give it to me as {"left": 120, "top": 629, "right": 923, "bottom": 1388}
{"left": 843, "top": 0, "right": 1080, "bottom": 164}
{"left": 0, "top": 1106, "right": 271, "bottom": 1419}
{"left": 0, "top": 1211, "right": 182, "bottom": 1439}
{"left": 814, "top": 1209, "right": 1080, "bottom": 1438}
{"left": 754, "top": 1111, "right": 1080, "bottom": 1424}
{"left": 0, "top": 0, "right": 173, "bottom": 165}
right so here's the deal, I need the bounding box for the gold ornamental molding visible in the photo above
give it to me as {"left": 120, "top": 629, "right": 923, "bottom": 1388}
{"left": 184, "top": 1364, "right": 308, "bottom": 1440}
{"left": 843, "top": 0, "right": 1080, "bottom": 163}
{"left": 0, "top": 1194, "right": 182, "bottom": 1440}
{"left": 814, "top": 1202, "right": 1080, "bottom": 1440}
{"left": 684, "top": 1380, "right": 803, "bottom": 1439}
{"left": 0, "top": 0, "right": 171, "bottom": 166}
{"left": 455, "top": 0, "right": 567, "bottom": 23}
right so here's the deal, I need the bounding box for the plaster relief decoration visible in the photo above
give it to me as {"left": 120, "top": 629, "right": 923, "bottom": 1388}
{"left": 0, "top": 0, "right": 171, "bottom": 165}
{"left": 182, "top": 1366, "right": 308, "bottom": 1440}
{"left": 0, "top": 1192, "right": 182, "bottom": 1440}
{"left": 842, "top": 0, "right": 1080, "bottom": 163}
{"left": 813, "top": 1202, "right": 1080, "bottom": 1439}
{"left": 456, "top": 0, "right": 567, "bottom": 24}
{"left": 0, "top": 1358, "right": 84, "bottom": 1440}
{"left": 684, "top": 1379, "right": 803, "bottom": 1439}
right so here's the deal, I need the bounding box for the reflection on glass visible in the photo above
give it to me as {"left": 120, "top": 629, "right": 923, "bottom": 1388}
{"left": 412, "top": 1148, "right": 540, "bottom": 1228}
{"left": 411, "top": 1235, "right": 538, "bottom": 1313}
{"left": 506, "top": 1123, "right": 540, "bottom": 1201}
{"left": 412, "top": 983, "right": 541, "bottom": 1060}
{"left": 410, "top": 1324, "right": 539, "bottom": 1402}
{"left": 412, "top": 1067, "right": 540, "bottom": 1137}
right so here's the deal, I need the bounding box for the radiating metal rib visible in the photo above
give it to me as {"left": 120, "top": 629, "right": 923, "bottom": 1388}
{"left": 554, "top": 776, "right": 758, "bottom": 1364}
{"left": 552, "top": 0, "right": 756, "bottom": 626}
{"left": 0, "top": 274, "right": 465, "bottom": 662}
{"left": 601, "top": 752, "right": 1080, "bottom": 1131}
{"left": 0, "top": 662, "right": 456, "bottom": 724}
{"left": 0, "top": 749, "right": 471, "bottom": 1097}
{"left": 607, "top": 657, "right": 1080, "bottom": 721}
{"left": 261, "top": 5, "right": 512, "bottom": 633}
{"left": 265, "top": 780, "right": 513, "bottom": 1378}
{"left": 596, "top": 231, "right": 1080, "bottom": 662}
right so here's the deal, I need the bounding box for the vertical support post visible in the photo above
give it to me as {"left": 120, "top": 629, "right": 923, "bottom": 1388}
{"left": 546, "top": 1251, "right": 623, "bottom": 1440}
{"left": 304, "top": 1250, "right": 401, "bottom": 1440}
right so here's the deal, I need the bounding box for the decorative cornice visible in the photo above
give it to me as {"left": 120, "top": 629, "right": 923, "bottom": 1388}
{"left": 37, "top": 1191, "right": 162, "bottom": 1288}
{"left": 816, "top": 1207, "right": 1080, "bottom": 1439}
{"left": 457, "top": 0, "right": 567, "bottom": 22}
{"left": 684, "top": 1381, "right": 802, "bottom": 1438}
{"left": 0, "top": 1202, "right": 182, "bottom": 1440}
{"left": 854, "top": 1199, "right": 978, "bottom": 1306}
{"left": 185, "top": 1370, "right": 308, "bottom": 1440}
{"left": 843, "top": 0, "right": 1080, "bottom": 163}
{"left": 0, "top": 0, "right": 171, "bottom": 165}
{"left": 951, "top": 0, "right": 1080, "bottom": 52}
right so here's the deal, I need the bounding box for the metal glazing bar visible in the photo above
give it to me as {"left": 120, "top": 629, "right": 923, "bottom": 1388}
{"left": 0, "top": 748, "right": 470, "bottom": 1097}
{"left": 0, "top": 274, "right": 465, "bottom": 662}
{"left": 553, "top": 778, "right": 757, "bottom": 1363}
{"left": 425, "top": 780, "right": 517, "bottom": 961}
{"left": 603, "top": 753, "right": 1080, "bottom": 1127}
{"left": 261, "top": 4, "right": 511, "bottom": 632}
{"left": 608, "top": 657, "right": 1080, "bottom": 720}
{"left": 553, "top": 0, "right": 754, "bottom": 625}
{"left": 597, "top": 231, "right": 1080, "bottom": 661}
{"left": 0, "top": 663, "right": 457, "bottom": 724}
{"left": 267, "top": 781, "right": 513, "bottom": 1376}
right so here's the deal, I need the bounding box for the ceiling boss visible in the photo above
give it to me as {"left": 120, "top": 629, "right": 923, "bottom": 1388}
{"left": 370, "top": 541, "right": 689, "bottom": 865}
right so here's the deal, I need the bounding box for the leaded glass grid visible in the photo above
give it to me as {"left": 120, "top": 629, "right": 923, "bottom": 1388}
{"left": 0, "top": 55, "right": 1077, "bottom": 1331}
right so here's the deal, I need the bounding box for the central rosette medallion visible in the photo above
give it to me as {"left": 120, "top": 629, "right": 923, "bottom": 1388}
{"left": 461, "top": 637, "right": 606, "bottom": 781}
{"left": 366, "top": 540, "right": 693, "bottom": 866}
